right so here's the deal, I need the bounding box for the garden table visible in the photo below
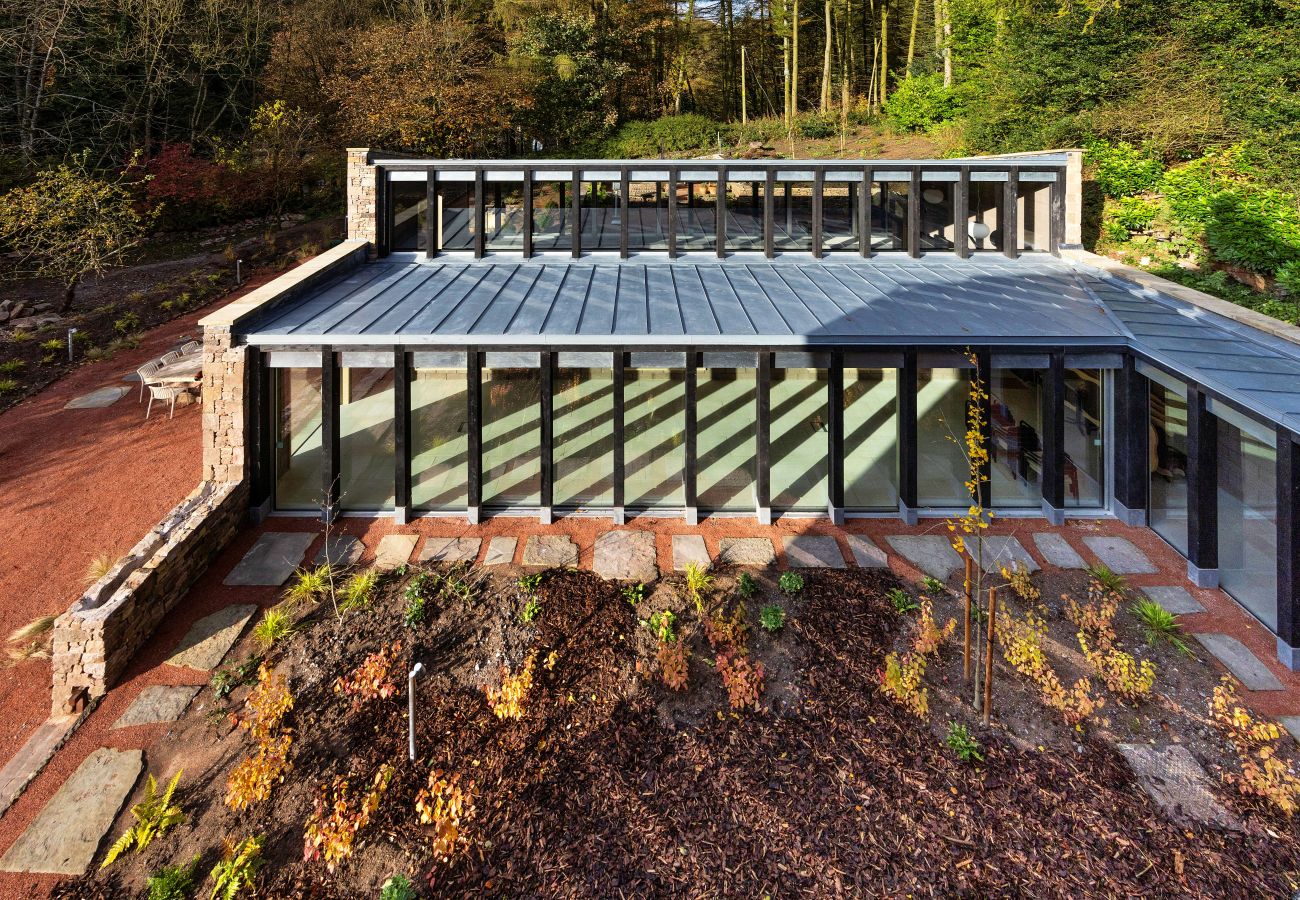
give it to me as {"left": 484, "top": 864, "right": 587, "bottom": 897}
{"left": 148, "top": 352, "right": 203, "bottom": 385}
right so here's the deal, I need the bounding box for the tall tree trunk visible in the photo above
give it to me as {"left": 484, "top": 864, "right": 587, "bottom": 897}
{"left": 942, "top": 0, "right": 953, "bottom": 86}
{"left": 878, "top": 2, "right": 888, "bottom": 106}
{"left": 819, "top": 0, "right": 832, "bottom": 112}
{"left": 905, "top": 0, "right": 920, "bottom": 73}
{"left": 792, "top": 0, "right": 800, "bottom": 115}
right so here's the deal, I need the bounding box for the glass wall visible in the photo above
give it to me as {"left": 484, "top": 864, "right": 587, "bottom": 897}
{"left": 411, "top": 367, "right": 468, "bottom": 511}
{"left": 554, "top": 367, "right": 615, "bottom": 507}
{"left": 676, "top": 180, "right": 719, "bottom": 252}
{"left": 437, "top": 182, "right": 475, "bottom": 251}
{"left": 822, "top": 182, "right": 858, "bottom": 251}
{"left": 967, "top": 181, "right": 1004, "bottom": 252}
{"left": 483, "top": 367, "right": 541, "bottom": 506}
{"left": 990, "top": 368, "right": 1043, "bottom": 508}
{"left": 626, "top": 179, "right": 671, "bottom": 250}
{"left": 844, "top": 368, "right": 899, "bottom": 509}
{"left": 919, "top": 182, "right": 956, "bottom": 251}
{"left": 580, "top": 181, "right": 621, "bottom": 251}
{"left": 724, "top": 180, "right": 766, "bottom": 251}
{"left": 1217, "top": 414, "right": 1278, "bottom": 629}
{"left": 484, "top": 181, "right": 526, "bottom": 251}
{"left": 391, "top": 181, "right": 427, "bottom": 252}
{"left": 1018, "top": 181, "right": 1053, "bottom": 252}
{"left": 339, "top": 367, "right": 395, "bottom": 510}
{"left": 917, "top": 367, "right": 973, "bottom": 507}
{"left": 274, "top": 368, "right": 323, "bottom": 511}
{"left": 1064, "top": 368, "right": 1106, "bottom": 508}
{"left": 625, "top": 368, "right": 686, "bottom": 509}
{"left": 773, "top": 181, "right": 815, "bottom": 252}
{"left": 771, "top": 368, "right": 828, "bottom": 510}
{"left": 1149, "top": 376, "right": 1190, "bottom": 554}
{"left": 531, "top": 180, "right": 572, "bottom": 252}
{"left": 698, "top": 367, "right": 757, "bottom": 510}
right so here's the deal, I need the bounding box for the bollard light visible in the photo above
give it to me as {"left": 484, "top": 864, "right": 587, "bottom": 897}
{"left": 236, "top": 259, "right": 243, "bottom": 286}
{"left": 407, "top": 662, "right": 425, "bottom": 761}
{"left": 66, "top": 327, "right": 77, "bottom": 362}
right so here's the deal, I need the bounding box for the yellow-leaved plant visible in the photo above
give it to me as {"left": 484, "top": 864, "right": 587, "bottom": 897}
{"left": 486, "top": 653, "right": 536, "bottom": 720}
{"left": 1210, "top": 677, "right": 1300, "bottom": 815}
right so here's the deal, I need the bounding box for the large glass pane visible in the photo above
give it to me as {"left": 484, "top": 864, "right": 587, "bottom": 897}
{"left": 579, "top": 181, "right": 621, "bottom": 251}
{"left": 1149, "top": 378, "right": 1190, "bottom": 554}
{"left": 871, "top": 181, "right": 908, "bottom": 250}
{"left": 483, "top": 368, "right": 541, "bottom": 505}
{"left": 391, "top": 181, "right": 427, "bottom": 252}
{"left": 698, "top": 368, "right": 757, "bottom": 510}
{"left": 554, "top": 367, "right": 615, "bottom": 507}
{"left": 1064, "top": 368, "right": 1106, "bottom": 508}
{"left": 627, "top": 179, "right": 671, "bottom": 250}
{"left": 411, "top": 367, "right": 468, "bottom": 510}
{"left": 724, "top": 180, "right": 765, "bottom": 251}
{"left": 625, "top": 368, "right": 685, "bottom": 508}
{"left": 990, "top": 368, "right": 1043, "bottom": 508}
{"left": 676, "top": 180, "right": 718, "bottom": 252}
{"left": 822, "top": 181, "right": 859, "bottom": 252}
{"left": 773, "top": 181, "right": 814, "bottom": 251}
{"left": 967, "top": 181, "right": 1004, "bottom": 252}
{"left": 339, "top": 368, "right": 395, "bottom": 510}
{"left": 484, "top": 181, "right": 526, "bottom": 251}
{"left": 1018, "top": 181, "right": 1052, "bottom": 251}
{"left": 437, "top": 183, "right": 475, "bottom": 251}
{"left": 531, "top": 181, "right": 572, "bottom": 252}
{"left": 274, "top": 368, "right": 323, "bottom": 511}
{"left": 1217, "top": 417, "right": 1278, "bottom": 629}
{"left": 917, "top": 367, "right": 973, "bottom": 507}
{"left": 919, "top": 182, "right": 956, "bottom": 251}
{"left": 844, "top": 368, "right": 898, "bottom": 509}
{"left": 771, "top": 368, "right": 828, "bottom": 510}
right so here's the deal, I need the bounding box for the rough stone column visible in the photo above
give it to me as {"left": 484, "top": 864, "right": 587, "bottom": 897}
{"left": 346, "top": 148, "right": 378, "bottom": 256}
{"left": 201, "top": 325, "right": 248, "bottom": 485}
{"left": 1064, "top": 148, "right": 1084, "bottom": 247}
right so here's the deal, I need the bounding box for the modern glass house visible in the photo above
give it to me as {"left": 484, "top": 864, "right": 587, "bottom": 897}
{"left": 221, "top": 150, "right": 1300, "bottom": 670}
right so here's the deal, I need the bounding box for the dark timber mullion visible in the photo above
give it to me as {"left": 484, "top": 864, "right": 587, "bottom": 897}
{"left": 716, "top": 168, "right": 727, "bottom": 258}
{"left": 473, "top": 169, "right": 485, "bottom": 259}
{"left": 424, "top": 171, "right": 437, "bottom": 259}
{"left": 668, "top": 168, "right": 679, "bottom": 259}
{"left": 1278, "top": 428, "right": 1300, "bottom": 667}
{"left": 858, "top": 167, "right": 873, "bottom": 258}
{"left": 1041, "top": 350, "right": 1065, "bottom": 520}
{"left": 1003, "top": 166, "right": 1020, "bottom": 260}
{"left": 466, "top": 351, "right": 483, "bottom": 521}
{"left": 247, "top": 348, "right": 270, "bottom": 515}
{"left": 812, "top": 168, "right": 825, "bottom": 258}
{"left": 1113, "top": 355, "right": 1149, "bottom": 524}
{"left": 907, "top": 167, "right": 922, "bottom": 258}
{"left": 763, "top": 171, "right": 775, "bottom": 258}
{"left": 828, "top": 352, "right": 845, "bottom": 522}
{"left": 320, "top": 348, "right": 341, "bottom": 522}
{"left": 1185, "top": 385, "right": 1218, "bottom": 585}
{"left": 393, "top": 347, "right": 411, "bottom": 522}
{"left": 619, "top": 169, "right": 630, "bottom": 259}
{"left": 756, "top": 352, "right": 772, "bottom": 522}
{"left": 571, "top": 172, "right": 582, "bottom": 259}
{"left": 540, "top": 351, "right": 555, "bottom": 521}
{"left": 976, "top": 350, "right": 992, "bottom": 509}
{"left": 1050, "top": 168, "right": 1066, "bottom": 255}
{"left": 955, "top": 166, "right": 970, "bottom": 259}
{"left": 522, "top": 171, "right": 533, "bottom": 258}
{"left": 899, "top": 351, "right": 918, "bottom": 519}
{"left": 684, "top": 352, "right": 698, "bottom": 522}
{"left": 613, "top": 350, "right": 626, "bottom": 521}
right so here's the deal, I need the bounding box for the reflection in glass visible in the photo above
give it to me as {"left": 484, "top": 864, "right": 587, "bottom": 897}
{"left": 844, "top": 368, "right": 898, "bottom": 509}
{"left": 771, "top": 368, "right": 828, "bottom": 510}
{"left": 531, "top": 181, "right": 572, "bottom": 252}
{"left": 1018, "top": 181, "right": 1052, "bottom": 251}
{"left": 698, "top": 368, "right": 756, "bottom": 510}
{"left": 411, "top": 368, "right": 468, "bottom": 510}
{"left": 1064, "top": 369, "right": 1105, "bottom": 507}
{"left": 917, "top": 367, "right": 973, "bottom": 507}
{"left": 274, "top": 368, "right": 323, "bottom": 510}
{"left": 625, "top": 368, "right": 685, "bottom": 508}
{"left": 391, "top": 181, "right": 427, "bottom": 252}
{"left": 724, "top": 180, "right": 766, "bottom": 251}
{"left": 484, "top": 182, "right": 526, "bottom": 251}
{"left": 554, "top": 367, "right": 614, "bottom": 506}
{"left": 773, "top": 182, "right": 814, "bottom": 251}
{"left": 1217, "top": 417, "right": 1277, "bottom": 629}
{"left": 822, "top": 182, "right": 859, "bottom": 252}
{"left": 990, "top": 368, "right": 1043, "bottom": 508}
{"left": 483, "top": 368, "right": 541, "bottom": 505}
{"left": 675, "top": 181, "right": 719, "bottom": 252}
{"left": 339, "top": 368, "right": 395, "bottom": 510}
{"left": 579, "top": 181, "right": 621, "bottom": 251}
{"left": 1149, "top": 378, "right": 1189, "bottom": 554}
{"left": 967, "top": 182, "right": 1004, "bottom": 252}
{"left": 438, "top": 183, "right": 475, "bottom": 251}
{"left": 919, "top": 182, "right": 955, "bottom": 250}
{"left": 626, "top": 180, "right": 671, "bottom": 250}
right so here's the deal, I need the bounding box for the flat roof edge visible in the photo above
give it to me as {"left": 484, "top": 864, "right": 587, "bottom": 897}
{"left": 200, "top": 240, "right": 370, "bottom": 330}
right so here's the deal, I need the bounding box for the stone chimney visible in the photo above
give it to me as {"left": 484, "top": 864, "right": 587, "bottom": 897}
{"left": 346, "top": 148, "right": 378, "bottom": 254}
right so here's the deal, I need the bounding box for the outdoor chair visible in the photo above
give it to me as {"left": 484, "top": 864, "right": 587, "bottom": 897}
{"left": 178, "top": 340, "right": 202, "bottom": 354}
{"left": 160, "top": 350, "right": 182, "bottom": 365}
{"left": 146, "top": 382, "right": 189, "bottom": 420}
{"left": 134, "top": 360, "right": 162, "bottom": 402}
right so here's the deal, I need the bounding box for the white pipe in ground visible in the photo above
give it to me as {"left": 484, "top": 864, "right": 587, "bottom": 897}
{"left": 408, "top": 662, "right": 425, "bottom": 762}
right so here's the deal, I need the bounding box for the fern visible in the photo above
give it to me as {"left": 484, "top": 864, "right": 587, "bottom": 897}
{"left": 101, "top": 770, "right": 184, "bottom": 868}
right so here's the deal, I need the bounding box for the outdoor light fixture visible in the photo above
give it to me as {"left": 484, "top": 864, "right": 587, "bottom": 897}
{"left": 921, "top": 188, "right": 944, "bottom": 205}
{"left": 66, "top": 327, "right": 77, "bottom": 362}
{"left": 969, "top": 221, "right": 992, "bottom": 242}
{"left": 407, "top": 661, "right": 425, "bottom": 761}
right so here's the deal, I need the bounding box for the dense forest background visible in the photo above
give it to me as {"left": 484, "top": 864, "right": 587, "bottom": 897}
{"left": 1, "top": 0, "right": 1299, "bottom": 310}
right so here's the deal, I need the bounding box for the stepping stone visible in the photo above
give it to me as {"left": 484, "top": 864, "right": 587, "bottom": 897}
{"left": 224, "top": 532, "right": 315, "bottom": 586}
{"left": 845, "top": 535, "right": 888, "bottom": 568}
{"left": 672, "top": 535, "right": 711, "bottom": 571}
{"left": 593, "top": 531, "right": 658, "bottom": 582}
{"left": 374, "top": 534, "right": 417, "bottom": 570}
{"left": 522, "top": 535, "right": 579, "bottom": 568}
{"left": 419, "top": 537, "right": 481, "bottom": 564}
{"left": 783, "top": 535, "right": 845, "bottom": 569}
{"left": 1141, "top": 586, "right": 1205, "bottom": 615}
{"left": 975, "top": 535, "right": 1039, "bottom": 574}
{"left": 0, "top": 748, "right": 144, "bottom": 874}
{"left": 314, "top": 535, "right": 363, "bottom": 567}
{"left": 718, "top": 538, "right": 776, "bottom": 567}
{"left": 112, "top": 685, "right": 200, "bottom": 729}
{"left": 1081, "top": 535, "right": 1155, "bottom": 575}
{"left": 1281, "top": 717, "right": 1300, "bottom": 745}
{"left": 166, "top": 604, "right": 257, "bottom": 671}
{"left": 1116, "top": 743, "right": 1239, "bottom": 831}
{"left": 1033, "top": 532, "right": 1086, "bottom": 569}
{"left": 1194, "top": 634, "right": 1284, "bottom": 691}
{"left": 484, "top": 537, "right": 517, "bottom": 566}
{"left": 885, "top": 536, "right": 962, "bottom": 580}
{"left": 0, "top": 715, "right": 82, "bottom": 819}
{"left": 62, "top": 385, "right": 130, "bottom": 410}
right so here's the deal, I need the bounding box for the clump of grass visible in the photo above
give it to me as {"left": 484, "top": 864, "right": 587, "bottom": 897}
{"left": 338, "top": 570, "right": 378, "bottom": 612}
{"left": 252, "top": 607, "right": 295, "bottom": 649}
{"left": 5, "top": 614, "right": 57, "bottom": 664}
{"left": 1130, "top": 597, "right": 1191, "bottom": 655}
{"left": 683, "top": 562, "right": 714, "bottom": 614}
{"left": 1087, "top": 563, "right": 1126, "bottom": 595}
{"left": 0, "top": 359, "right": 24, "bottom": 375}
{"left": 83, "top": 552, "right": 118, "bottom": 587}
{"left": 284, "top": 564, "right": 331, "bottom": 606}
{"left": 0, "top": 378, "right": 19, "bottom": 394}
{"left": 759, "top": 604, "right": 786, "bottom": 633}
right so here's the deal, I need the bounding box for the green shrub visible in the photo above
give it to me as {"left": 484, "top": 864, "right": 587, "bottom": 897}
{"left": 778, "top": 571, "right": 804, "bottom": 595}
{"left": 944, "top": 722, "right": 983, "bottom": 763}
{"left": 0, "top": 360, "right": 23, "bottom": 375}
{"left": 1085, "top": 140, "right": 1163, "bottom": 199}
{"left": 794, "top": 113, "right": 837, "bottom": 139}
{"left": 114, "top": 311, "right": 140, "bottom": 334}
{"left": 1277, "top": 260, "right": 1300, "bottom": 296}
{"left": 0, "top": 378, "right": 19, "bottom": 394}
{"left": 381, "top": 875, "right": 419, "bottom": 900}
{"left": 759, "top": 604, "right": 786, "bottom": 633}
{"left": 1204, "top": 187, "right": 1300, "bottom": 274}
{"left": 883, "top": 74, "right": 960, "bottom": 133}
{"left": 147, "top": 857, "right": 199, "bottom": 900}
{"left": 1110, "top": 196, "right": 1158, "bottom": 233}
{"left": 604, "top": 114, "right": 730, "bottom": 157}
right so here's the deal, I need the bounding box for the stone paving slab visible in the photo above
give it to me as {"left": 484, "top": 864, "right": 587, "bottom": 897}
{"left": 783, "top": 536, "right": 845, "bottom": 568}
{"left": 374, "top": 534, "right": 418, "bottom": 570}
{"left": 1081, "top": 535, "right": 1156, "bottom": 574}
{"left": 63, "top": 385, "right": 130, "bottom": 410}
{"left": 166, "top": 604, "right": 257, "bottom": 671}
{"left": 718, "top": 538, "right": 776, "bottom": 567}
{"left": 484, "top": 537, "right": 516, "bottom": 566}
{"left": 845, "top": 535, "right": 888, "bottom": 568}
{"left": 0, "top": 748, "right": 144, "bottom": 874}
{"left": 885, "top": 535, "right": 962, "bottom": 580}
{"left": 419, "top": 537, "right": 481, "bottom": 564}
{"left": 1142, "top": 586, "right": 1205, "bottom": 615}
{"left": 1032, "top": 532, "right": 1086, "bottom": 569}
{"left": 1281, "top": 717, "right": 1300, "bottom": 745}
{"left": 1194, "top": 634, "right": 1284, "bottom": 691}
{"left": 593, "top": 531, "right": 658, "bottom": 582}
{"left": 1116, "top": 743, "right": 1239, "bottom": 830}
{"left": 0, "top": 714, "right": 84, "bottom": 819}
{"left": 672, "top": 535, "right": 710, "bottom": 571}
{"left": 224, "top": 532, "right": 315, "bottom": 586}
{"left": 314, "top": 535, "right": 363, "bottom": 567}
{"left": 522, "top": 535, "right": 578, "bottom": 568}
{"left": 975, "top": 535, "right": 1039, "bottom": 574}
{"left": 112, "top": 685, "right": 201, "bottom": 729}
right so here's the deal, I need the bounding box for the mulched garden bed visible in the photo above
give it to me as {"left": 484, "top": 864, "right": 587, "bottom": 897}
{"left": 56, "top": 561, "right": 1300, "bottom": 898}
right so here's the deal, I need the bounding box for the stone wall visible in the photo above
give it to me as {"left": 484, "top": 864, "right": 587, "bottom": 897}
{"left": 347, "top": 148, "right": 377, "bottom": 253}
{"left": 201, "top": 325, "right": 245, "bottom": 484}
